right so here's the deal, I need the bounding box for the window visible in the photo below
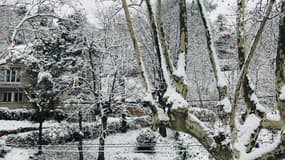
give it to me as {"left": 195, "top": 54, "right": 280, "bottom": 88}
{"left": 11, "top": 70, "right": 16, "bottom": 82}
{"left": 5, "top": 70, "right": 10, "bottom": 82}
{"left": 0, "top": 68, "right": 4, "bottom": 81}
{"left": 14, "top": 92, "right": 23, "bottom": 103}
{"left": 2, "top": 69, "right": 20, "bottom": 82}
{"left": 3, "top": 92, "right": 12, "bottom": 102}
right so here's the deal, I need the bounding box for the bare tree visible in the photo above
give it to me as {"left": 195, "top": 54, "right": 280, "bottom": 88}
{"left": 121, "top": 0, "right": 285, "bottom": 159}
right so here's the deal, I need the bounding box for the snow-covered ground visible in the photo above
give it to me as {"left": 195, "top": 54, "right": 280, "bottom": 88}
{"left": 0, "top": 128, "right": 209, "bottom": 160}
{"left": 0, "top": 148, "right": 34, "bottom": 160}
{"left": 0, "top": 120, "right": 59, "bottom": 131}
{"left": 34, "top": 129, "right": 209, "bottom": 160}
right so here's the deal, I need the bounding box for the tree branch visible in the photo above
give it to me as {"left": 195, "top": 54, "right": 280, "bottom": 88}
{"left": 230, "top": 0, "right": 275, "bottom": 147}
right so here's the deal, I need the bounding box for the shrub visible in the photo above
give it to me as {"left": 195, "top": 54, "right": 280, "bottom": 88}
{"left": 136, "top": 129, "right": 156, "bottom": 152}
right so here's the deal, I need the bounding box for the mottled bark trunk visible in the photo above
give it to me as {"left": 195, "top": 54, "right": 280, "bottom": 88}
{"left": 230, "top": 0, "right": 275, "bottom": 146}
{"left": 197, "top": 0, "right": 229, "bottom": 125}
{"left": 176, "top": 0, "right": 188, "bottom": 98}
{"left": 121, "top": 0, "right": 150, "bottom": 93}
{"left": 165, "top": 108, "right": 234, "bottom": 160}
{"left": 156, "top": 0, "right": 174, "bottom": 74}
{"left": 276, "top": 1, "right": 285, "bottom": 122}
{"left": 237, "top": 0, "right": 265, "bottom": 121}
{"left": 145, "top": 0, "right": 165, "bottom": 86}
{"left": 256, "top": 3, "right": 285, "bottom": 159}
{"left": 145, "top": 0, "right": 168, "bottom": 137}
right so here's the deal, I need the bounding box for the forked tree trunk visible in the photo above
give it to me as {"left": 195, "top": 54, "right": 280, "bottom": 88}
{"left": 237, "top": 0, "right": 265, "bottom": 121}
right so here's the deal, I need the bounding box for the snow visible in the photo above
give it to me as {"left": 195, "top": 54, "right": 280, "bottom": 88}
{"left": 173, "top": 52, "right": 186, "bottom": 82}
{"left": 0, "top": 120, "right": 36, "bottom": 131}
{"left": 279, "top": 85, "right": 285, "bottom": 100}
{"left": 36, "top": 129, "right": 209, "bottom": 160}
{"left": 208, "top": 0, "right": 236, "bottom": 25}
{"left": 159, "top": 40, "right": 172, "bottom": 86}
{"left": 79, "top": 0, "right": 118, "bottom": 27}
{"left": 0, "top": 120, "right": 59, "bottom": 131}
{"left": 217, "top": 97, "right": 231, "bottom": 113}
{"left": 0, "top": 148, "right": 34, "bottom": 160}
{"left": 266, "top": 111, "right": 281, "bottom": 121}
{"left": 164, "top": 87, "right": 188, "bottom": 109}
{"left": 37, "top": 71, "right": 52, "bottom": 83}
{"left": 235, "top": 114, "right": 261, "bottom": 154}
{"left": 250, "top": 94, "right": 266, "bottom": 113}
{"left": 239, "top": 130, "right": 282, "bottom": 160}
{"left": 157, "top": 107, "right": 169, "bottom": 121}
{"left": 0, "top": 59, "right": 6, "bottom": 65}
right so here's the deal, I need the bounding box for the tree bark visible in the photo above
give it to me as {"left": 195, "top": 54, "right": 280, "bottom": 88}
{"left": 230, "top": 0, "right": 275, "bottom": 146}
{"left": 97, "top": 115, "right": 107, "bottom": 160}
{"left": 165, "top": 107, "right": 234, "bottom": 160}
{"left": 237, "top": 0, "right": 265, "bottom": 121}
{"left": 78, "top": 111, "right": 83, "bottom": 160}
{"left": 121, "top": 0, "right": 150, "bottom": 93}
{"left": 276, "top": 1, "right": 285, "bottom": 122}
{"left": 37, "top": 118, "right": 43, "bottom": 155}
{"left": 175, "top": 0, "right": 188, "bottom": 98}
{"left": 156, "top": 0, "right": 174, "bottom": 74}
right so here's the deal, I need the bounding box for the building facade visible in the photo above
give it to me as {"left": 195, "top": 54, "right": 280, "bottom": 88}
{"left": 0, "top": 63, "right": 32, "bottom": 109}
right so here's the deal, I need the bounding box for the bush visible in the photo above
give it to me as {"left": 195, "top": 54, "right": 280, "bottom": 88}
{"left": 0, "top": 108, "right": 34, "bottom": 120}
{"left": 0, "top": 108, "right": 67, "bottom": 122}
{"left": 136, "top": 129, "right": 156, "bottom": 152}
{"left": 6, "top": 117, "right": 150, "bottom": 146}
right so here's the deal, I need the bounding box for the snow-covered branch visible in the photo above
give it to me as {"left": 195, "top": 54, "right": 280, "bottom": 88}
{"left": 230, "top": 0, "right": 275, "bottom": 146}
{"left": 197, "top": 0, "right": 231, "bottom": 117}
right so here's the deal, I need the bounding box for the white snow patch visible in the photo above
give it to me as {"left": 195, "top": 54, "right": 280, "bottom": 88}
{"left": 173, "top": 52, "right": 186, "bottom": 82}
{"left": 208, "top": 0, "right": 236, "bottom": 27}
{"left": 239, "top": 130, "right": 282, "bottom": 160}
{"left": 235, "top": 114, "right": 261, "bottom": 154}
{"left": 217, "top": 97, "right": 231, "bottom": 113}
{"left": 164, "top": 87, "right": 188, "bottom": 109}
{"left": 0, "top": 120, "right": 60, "bottom": 131}
{"left": 79, "top": 0, "right": 118, "bottom": 27}
{"left": 250, "top": 94, "right": 266, "bottom": 113}
{"left": 266, "top": 112, "right": 281, "bottom": 121}
{"left": 37, "top": 71, "right": 52, "bottom": 83}
{"left": 157, "top": 107, "right": 169, "bottom": 121}
{"left": 2, "top": 148, "right": 33, "bottom": 160}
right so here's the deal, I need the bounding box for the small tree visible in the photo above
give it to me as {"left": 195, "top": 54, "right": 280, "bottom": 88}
{"left": 31, "top": 72, "right": 54, "bottom": 155}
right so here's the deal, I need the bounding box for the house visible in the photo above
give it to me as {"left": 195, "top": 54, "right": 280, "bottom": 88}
{"left": 0, "top": 63, "right": 32, "bottom": 109}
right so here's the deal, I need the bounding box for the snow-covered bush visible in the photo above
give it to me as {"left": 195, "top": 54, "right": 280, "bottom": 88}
{"left": 6, "top": 117, "right": 150, "bottom": 146}
{"left": 136, "top": 129, "right": 157, "bottom": 152}
{"left": 0, "top": 108, "right": 67, "bottom": 121}
{"left": 0, "top": 108, "right": 34, "bottom": 120}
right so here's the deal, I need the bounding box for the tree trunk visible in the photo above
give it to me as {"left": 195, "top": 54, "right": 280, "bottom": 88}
{"left": 97, "top": 116, "right": 107, "bottom": 160}
{"left": 120, "top": 113, "right": 127, "bottom": 133}
{"left": 276, "top": 1, "right": 285, "bottom": 122}
{"left": 121, "top": 0, "right": 150, "bottom": 93}
{"left": 236, "top": 0, "right": 265, "bottom": 121}
{"left": 175, "top": 0, "right": 188, "bottom": 98}
{"left": 37, "top": 119, "right": 43, "bottom": 155}
{"left": 230, "top": 0, "right": 275, "bottom": 146}
{"left": 78, "top": 111, "right": 83, "bottom": 160}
